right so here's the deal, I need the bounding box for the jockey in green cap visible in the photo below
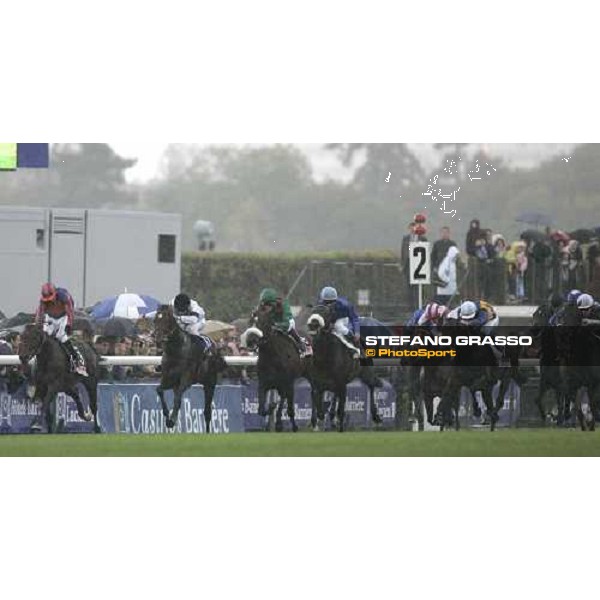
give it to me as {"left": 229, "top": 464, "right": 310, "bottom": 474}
{"left": 257, "top": 288, "right": 306, "bottom": 353}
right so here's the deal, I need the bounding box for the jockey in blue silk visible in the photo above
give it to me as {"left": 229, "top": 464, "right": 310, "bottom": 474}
{"left": 447, "top": 299, "right": 499, "bottom": 332}
{"left": 319, "top": 286, "right": 361, "bottom": 357}
{"left": 549, "top": 289, "right": 582, "bottom": 326}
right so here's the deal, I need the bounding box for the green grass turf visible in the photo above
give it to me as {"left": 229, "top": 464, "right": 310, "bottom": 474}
{"left": 1, "top": 429, "right": 600, "bottom": 456}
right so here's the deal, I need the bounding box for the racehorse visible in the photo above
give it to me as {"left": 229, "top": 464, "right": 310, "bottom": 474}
{"left": 18, "top": 324, "right": 100, "bottom": 433}
{"left": 531, "top": 304, "right": 565, "bottom": 424}
{"left": 306, "top": 303, "right": 383, "bottom": 432}
{"left": 434, "top": 323, "right": 503, "bottom": 431}
{"left": 553, "top": 304, "right": 600, "bottom": 431}
{"left": 153, "top": 305, "right": 227, "bottom": 431}
{"left": 240, "top": 306, "right": 306, "bottom": 432}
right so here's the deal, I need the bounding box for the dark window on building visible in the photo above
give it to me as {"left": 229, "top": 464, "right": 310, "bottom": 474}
{"left": 36, "top": 229, "right": 45, "bottom": 249}
{"left": 158, "top": 234, "right": 176, "bottom": 263}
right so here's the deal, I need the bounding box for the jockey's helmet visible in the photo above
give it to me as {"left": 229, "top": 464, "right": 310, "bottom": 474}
{"left": 459, "top": 300, "right": 477, "bottom": 320}
{"left": 174, "top": 293, "right": 191, "bottom": 313}
{"left": 577, "top": 293, "right": 594, "bottom": 310}
{"left": 320, "top": 286, "right": 338, "bottom": 303}
{"left": 548, "top": 292, "right": 563, "bottom": 309}
{"left": 41, "top": 282, "right": 57, "bottom": 303}
{"left": 567, "top": 289, "right": 582, "bottom": 304}
{"left": 259, "top": 288, "right": 279, "bottom": 305}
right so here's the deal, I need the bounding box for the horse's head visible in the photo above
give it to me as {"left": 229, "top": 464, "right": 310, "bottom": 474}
{"left": 154, "top": 304, "right": 178, "bottom": 346}
{"left": 240, "top": 306, "right": 272, "bottom": 351}
{"left": 532, "top": 305, "right": 551, "bottom": 328}
{"left": 306, "top": 303, "right": 335, "bottom": 336}
{"left": 18, "top": 323, "right": 45, "bottom": 364}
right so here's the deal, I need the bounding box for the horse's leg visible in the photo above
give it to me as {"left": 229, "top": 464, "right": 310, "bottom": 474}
{"left": 534, "top": 376, "right": 550, "bottom": 423}
{"left": 336, "top": 386, "right": 347, "bottom": 433}
{"left": 67, "top": 386, "right": 89, "bottom": 422}
{"left": 203, "top": 380, "right": 216, "bottom": 434}
{"left": 479, "top": 381, "right": 497, "bottom": 432}
{"left": 575, "top": 387, "right": 587, "bottom": 431}
{"left": 85, "top": 380, "right": 101, "bottom": 433}
{"left": 157, "top": 372, "right": 178, "bottom": 421}
{"left": 329, "top": 394, "right": 338, "bottom": 429}
{"left": 41, "top": 387, "right": 57, "bottom": 434}
{"left": 168, "top": 378, "right": 191, "bottom": 430}
{"left": 369, "top": 386, "right": 382, "bottom": 426}
{"left": 282, "top": 383, "right": 298, "bottom": 433}
{"left": 29, "top": 383, "right": 47, "bottom": 432}
{"left": 311, "top": 388, "right": 324, "bottom": 431}
{"left": 275, "top": 390, "right": 285, "bottom": 433}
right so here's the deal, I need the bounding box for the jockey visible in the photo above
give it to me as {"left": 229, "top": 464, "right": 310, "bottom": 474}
{"left": 448, "top": 299, "right": 499, "bottom": 332}
{"left": 171, "top": 293, "right": 210, "bottom": 352}
{"left": 576, "top": 293, "right": 600, "bottom": 322}
{"left": 417, "top": 302, "right": 449, "bottom": 328}
{"left": 549, "top": 289, "right": 582, "bottom": 326}
{"left": 319, "top": 286, "right": 361, "bottom": 357}
{"left": 257, "top": 288, "right": 306, "bottom": 352}
{"left": 35, "top": 282, "right": 87, "bottom": 376}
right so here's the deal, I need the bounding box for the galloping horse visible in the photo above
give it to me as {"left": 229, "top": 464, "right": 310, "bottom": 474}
{"left": 240, "top": 306, "right": 306, "bottom": 432}
{"left": 306, "top": 303, "right": 383, "bottom": 432}
{"left": 18, "top": 324, "right": 100, "bottom": 433}
{"left": 553, "top": 304, "right": 600, "bottom": 431}
{"left": 434, "top": 323, "right": 503, "bottom": 431}
{"left": 531, "top": 304, "right": 565, "bottom": 423}
{"left": 153, "top": 305, "right": 227, "bottom": 431}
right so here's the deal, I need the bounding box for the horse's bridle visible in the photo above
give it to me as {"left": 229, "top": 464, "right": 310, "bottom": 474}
{"left": 19, "top": 328, "right": 45, "bottom": 364}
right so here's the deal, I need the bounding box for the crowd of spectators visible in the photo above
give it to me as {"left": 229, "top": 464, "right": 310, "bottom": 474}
{"left": 402, "top": 218, "right": 600, "bottom": 307}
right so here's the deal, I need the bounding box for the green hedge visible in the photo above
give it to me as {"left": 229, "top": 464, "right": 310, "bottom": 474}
{"left": 181, "top": 251, "right": 403, "bottom": 322}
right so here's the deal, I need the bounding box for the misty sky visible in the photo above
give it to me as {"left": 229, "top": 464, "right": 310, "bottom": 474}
{"left": 110, "top": 143, "right": 576, "bottom": 184}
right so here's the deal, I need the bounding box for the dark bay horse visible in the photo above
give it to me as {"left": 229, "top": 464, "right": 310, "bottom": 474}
{"left": 18, "top": 324, "right": 100, "bottom": 433}
{"left": 241, "top": 307, "right": 307, "bottom": 432}
{"left": 434, "top": 324, "right": 503, "bottom": 431}
{"left": 531, "top": 304, "right": 565, "bottom": 424}
{"left": 554, "top": 305, "right": 600, "bottom": 431}
{"left": 153, "top": 305, "right": 227, "bottom": 431}
{"left": 306, "top": 304, "right": 383, "bottom": 432}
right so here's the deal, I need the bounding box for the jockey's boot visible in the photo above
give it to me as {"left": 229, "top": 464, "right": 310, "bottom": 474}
{"left": 64, "top": 339, "right": 88, "bottom": 377}
{"left": 191, "top": 335, "right": 208, "bottom": 355}
{"left": 288, "top": 328, "right": 306, "bottom": 354}
{"left": 345, "top": 334, "right": 361, "bottom": 359}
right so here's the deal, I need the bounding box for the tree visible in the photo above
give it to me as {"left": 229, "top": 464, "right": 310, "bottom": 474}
{"left": 325, "top": 143, "right": 425, "bottom": 194}
{"left": 49, "top": 144, "right": 138, "bottom": 208}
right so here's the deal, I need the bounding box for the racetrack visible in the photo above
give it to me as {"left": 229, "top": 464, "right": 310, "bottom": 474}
{"left": 1, "top": 429, "right": 600, "bottom": 456}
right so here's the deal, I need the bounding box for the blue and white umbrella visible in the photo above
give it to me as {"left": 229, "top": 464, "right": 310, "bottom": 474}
{"left": 91, "top": 293, "right": 161, "bottom": 320}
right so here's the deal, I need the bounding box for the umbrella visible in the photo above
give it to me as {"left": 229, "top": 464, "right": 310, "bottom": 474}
{"left": 99, "top": 317, "right": 137, "bottom": 338}
{"left": 569, "top": 229, "right": 596, "bottom": 244}
{"left": 231, "top": 318, "right": 249, "bottom": 333}
{"left": 519, "top": 229, "right": 545, "bottom": 244}
{"left": 516, "top": 211, "right": 554, "bottom": 227}
{"left": 0, "top": 312, "right": 35, "bottom": 329}
{"left": 91, "top": 293, "right": 161, "bottom": 320}
{"left": 203, "top": 320, "right": 235, "bottom": 341}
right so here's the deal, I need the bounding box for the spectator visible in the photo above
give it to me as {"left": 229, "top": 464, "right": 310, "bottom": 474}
{"left": 567, "top": 239, "right": 583, "bottom": 289}
{"left": 435, "top": 246, "right": 460, "bottom": 305}
{"left": 515, "top": 241, "right": 528, "bottom": 300}
{"left": 431, "top": 226, "right": 457, "bottom": 270}
{"left": 492, "top": 234, "right": 507, "bottom": 258}
{"left": 465, "top": 219, "right": 484, "bottom": 257}
{"left": 588, "top": 255, "right": 600, "bottom": 298}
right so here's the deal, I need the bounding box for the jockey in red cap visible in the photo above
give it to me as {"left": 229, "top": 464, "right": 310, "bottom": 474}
{"left": 35, "top": 283, "right": 88, "bottom": 376}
